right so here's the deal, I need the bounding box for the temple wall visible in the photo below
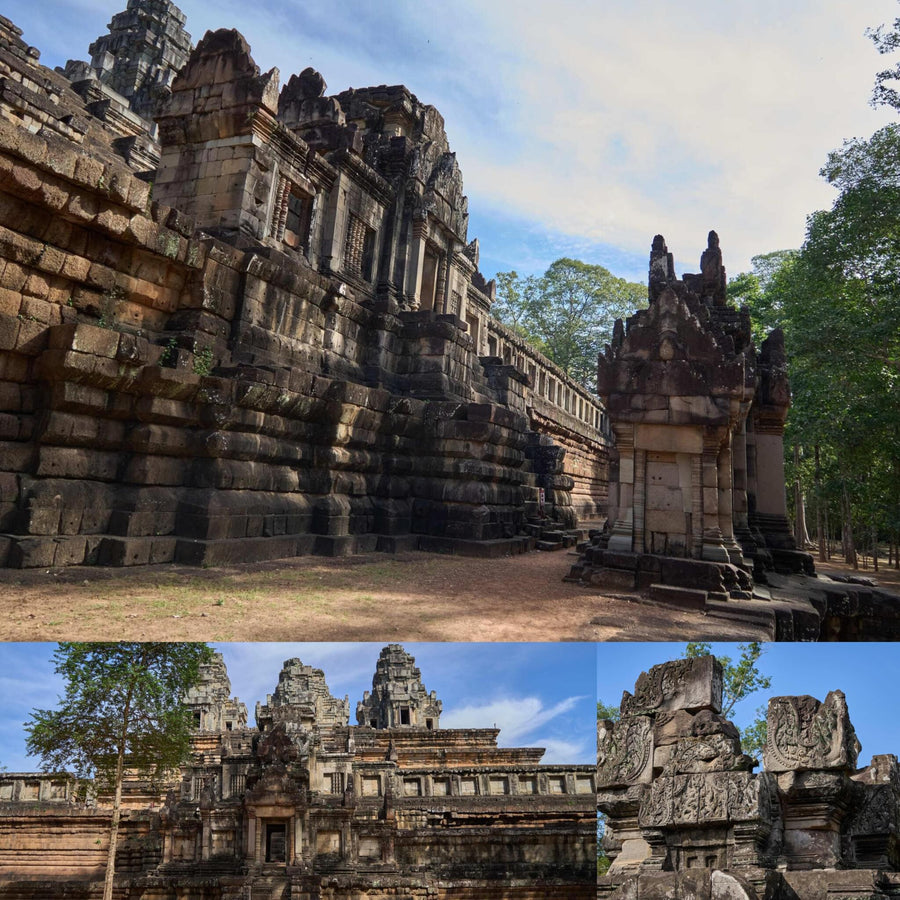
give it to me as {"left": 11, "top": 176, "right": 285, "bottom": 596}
{"left": 599, "top": 657, "right": 900, "bottom": 900}
{"left": 0, "top": 650, "right": 595, "bottom": 897}
{"left": 0, "top": 118, "right": 542, "bottom": 566}
{"left": 0, "top": 14, "right": 616, "bottom": 567}
{"left": 484, "top": 316, "right": 611, "bottom": 522}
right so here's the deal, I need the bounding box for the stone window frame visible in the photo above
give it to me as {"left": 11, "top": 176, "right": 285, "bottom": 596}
{"left": 546, "top": 774, "right": 567, "bottom": 794}
{"left": 343, "top": 213, "right": 377, "bottom": 282}
{"left": 270, "top": 174, "right": 315, "bottom": 252}
{"left": 327, "top": 771, "right": 344, "bottom": 794}
{"left": 488, "top": 775, "right": 510, "bottom": 795}
{"left": 517, "top": 774, "right": 538, "bottom": 795}
{"left": 431, "top": 776, "right": 451, "bottom": 796}
{"left": 402, "top": 776, "right": 422, "bottom": 797}
{"left": 229, "top": 773, "right": 246, "bottom": 798}
{"left": 459, "top": 775, "right": 479, "bottom": 796}
{"left": 360, "top": 774, "right": 381, "bottom": 797}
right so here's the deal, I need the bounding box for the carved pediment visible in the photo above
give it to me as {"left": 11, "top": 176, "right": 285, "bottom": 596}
{"left": 764, "top": 690, "right": 861, "bottom": 773}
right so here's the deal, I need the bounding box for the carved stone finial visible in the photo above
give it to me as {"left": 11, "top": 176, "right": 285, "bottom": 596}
{"left": 649, "top": 234, "right": 676, "bottom": 302}
{"left": 296, "top": 66, "right": 326, "bottom": 99}
{"left": 699, "top": 229, "right": 727, "bottom": 306}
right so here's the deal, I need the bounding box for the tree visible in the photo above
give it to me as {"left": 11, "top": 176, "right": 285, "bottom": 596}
{"left": 733, "top": 123, "right": 900, "bottom": 569}
{"left": 493, "top": 258, "right": 646, "bottom": 391}
{"left": 25, "top": 643, "right": 212, "bottom": 900}
{"left": 683, "top": 643, "right": 771, "bottom": 762}
{"left": 867, "top": 5, "right": 900, "bottom": 111}
{"left": 596, "top": 700, "right": 620, "bottom": 722}
{"left": 595, "top": 699, "right": 622, "bottom": 875}
{"left": 729, "top": 7, "right": 900, "bottom": 569}
{"left": 726, "top": 250, "right": 797, "bottom": 344}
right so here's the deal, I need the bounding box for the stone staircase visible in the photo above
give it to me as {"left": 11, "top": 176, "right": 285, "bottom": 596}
{"left": 524, "top": 517, "right": 582, "bottom": 551}
{"left": 250, "top": 875, "right": 290, "bottom": 900}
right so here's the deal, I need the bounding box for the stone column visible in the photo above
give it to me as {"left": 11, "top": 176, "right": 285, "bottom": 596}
{"left": 754, "top": 422, "right": 790, "bottom": 520}
{"left": 633, "top": 448, "right": 646, "bottom": 554}
{"left": 691, "top": 455, "right": 704, "bottom": 557}
{"left": 717, "top": 435, "right": 744, "bottom": 565}
{"left": 731, "top": 414, "right": 756, "bottom": 555}
{"left": 404, "top": 217, "right": 428, "bottom": 309}
{"left": 246, "top": 814, "right": 257, "bottom": 864}
{"left": 607, "top": 425, "right": 635, "bottom": 553}
{"left": 453, "top": 252, "right": 468, "bottom": 321}
{"left": 701, "top": 435, "right": 729, "bottom": 562}
{"left": 606, "top": 448, "right": 620, "bottom": 531}
{"left": 294, "top": 813, "right": 303, "bottom": 863}
{"left": 435, "top": 251, "right": 448, "bottom": 313}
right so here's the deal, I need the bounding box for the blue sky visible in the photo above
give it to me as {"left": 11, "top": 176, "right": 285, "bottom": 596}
{"left": 5, "top": 0, "right": 898, "bottom": 283}
{"left": 597, "top": 643, "right": 900, "bottom": 768}
{"left": 0, "top": 642, "right": 596, "bottom": 771}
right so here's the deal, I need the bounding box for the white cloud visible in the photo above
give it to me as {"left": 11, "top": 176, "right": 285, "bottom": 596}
{"left": 532, "top": 737, "right": 588, "bottom": 766}
{"left": 9, "top": 0, "right": 895, "bottom": 278}
{"left": 441, "top": 695, "right": 585, "bottom": 744}
{"left": 446, "top": 0, "right": 897, "bottom": 272}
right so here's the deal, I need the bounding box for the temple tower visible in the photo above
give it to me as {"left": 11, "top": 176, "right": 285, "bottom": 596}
{"left": 356, "top": 644, "right": 442, "bottom": 729}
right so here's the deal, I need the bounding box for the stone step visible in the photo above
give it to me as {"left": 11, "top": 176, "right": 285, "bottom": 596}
{"left": 535, "top": 539, "right": 564, "bottom": 551}
{"left": 648, "top": 583, "right": 708, "bottom": 610}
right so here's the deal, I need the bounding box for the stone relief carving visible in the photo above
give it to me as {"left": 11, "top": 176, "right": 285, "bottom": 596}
{"left": 621, "top": 657, "right": 723, "bottom": 717}
{"left": 640, "top": 771, "right": 763, "bottom": 828}
{"left": 764, "top": 690, "right": 860, "bottom": 773}
{"left": 597, "top": 716, "right": 653, "bottom": 788}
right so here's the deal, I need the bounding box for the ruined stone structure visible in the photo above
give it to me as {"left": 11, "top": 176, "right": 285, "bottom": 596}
{"left": 568, "top": 235, "right": 900, "bottom": 638}
{"left": 0, "top": 4, "right": 613, "bottom": 569}
{"left": 598, "top": 656, "right": 900, "bottom": 899}
{"left": 0, "top": 645, "right": 596, "bottom": 898}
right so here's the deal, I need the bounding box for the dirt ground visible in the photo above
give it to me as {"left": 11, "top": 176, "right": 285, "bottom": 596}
{"left": 4, "top": 547, "right": 893, "bottom": 644}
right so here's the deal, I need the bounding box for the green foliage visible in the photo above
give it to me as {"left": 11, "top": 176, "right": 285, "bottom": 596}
{"left": 684, "top": 643, "right": 771, "bottom": 762}
{"left": 596, "top": 700, "right": 620, "bottom": 722}
{"left": 734, "top": 122, "right": 900, "bottom": 560}
{"left": 727, "top": 250, "right": 797, "bottom": 344}
{"left": 492, "top": 258, "right": 646, "bottom": 391}
{"left": 192, "top": 345, "right": 214, "bottom": 377}
{"left": 160, "top": 337, "right": 178, "bottom": 367}
{"left": 25, "top": 643, "right": 212, "bottom": 789}
{"left": 596, "top": 699, "right": 621, "bottom": 874}
{"left": 25, "top": 643, "right": 213, "bottom": 900}
{"left": 867, "top": 11, "right": 900, "bottom": 110}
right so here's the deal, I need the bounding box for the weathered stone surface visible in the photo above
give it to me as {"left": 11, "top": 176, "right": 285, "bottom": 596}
{"left": 599, "top": 656, "right": 900, "bottom": 899}
{"left": 0, "top": 647, "right": 595, "bottom": 897}
{"left": 764, "top": 690, "right": 861, "bottom": 773}
{"left": 0, "top": 4, "right": 611, "bottom": 572}
{"left": 621, "top": 656, "right": 723, "bottom": 717}
{"left": 597, "top": 715, "right": 653, "bottom": 789}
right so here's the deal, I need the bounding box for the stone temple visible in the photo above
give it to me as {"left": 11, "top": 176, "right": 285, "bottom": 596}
{"left": 0, "top": 1, "right": 898, "bottom": 637}
{"left": 599, "top": 655, "right": 900, "bottom": 899}
{"left": 0, "top": 2, "right": 610, "bottom": 570}
{"left": 0, "top": 645, "right": 596, "bottom": 898}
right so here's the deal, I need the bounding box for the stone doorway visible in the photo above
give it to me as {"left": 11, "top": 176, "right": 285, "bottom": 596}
{"left": 265, "top": 822, "right": 287, "bottom": 863}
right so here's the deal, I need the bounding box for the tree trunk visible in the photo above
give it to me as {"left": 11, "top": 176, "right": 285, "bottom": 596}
{"left": 842, "top": 482, "right": 857, "bottom": 569}
{"left": 103, "top": 741, "right": 125, "bottom": 900}
{"left": 873, "top": 523, "right": 879, "bottom": 573}
{"left": 815, "top": 444, "right": 825, "bottom": 561}
{"left": 103, "top": 688, "right": 133, "bottom": 900}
